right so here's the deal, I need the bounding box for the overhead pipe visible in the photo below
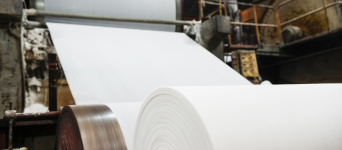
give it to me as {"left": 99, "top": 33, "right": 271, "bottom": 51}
{"left": 24, "top": 9, "right": 200, "bottom": 26}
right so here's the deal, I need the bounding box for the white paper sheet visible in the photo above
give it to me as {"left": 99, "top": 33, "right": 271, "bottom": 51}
{"left": 134, "top": 84, "right": 342, "bottom": 150}
{"left": 48, "top": 22, "right": 251, "bottom": 105}
{"left": 105, "top": 102, "right": 142, "bottom": 150}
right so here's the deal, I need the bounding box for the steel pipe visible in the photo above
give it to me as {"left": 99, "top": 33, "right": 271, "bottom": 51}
{"left": 203, "top": 1, "right": 228, "bottom": 18}
{"left": 199, "top": 0, "right": 204, "bottom": 19}
{"left": 253, "top": 6, "right": 261, "bottom": 45}
{"left": 275, "top": 10, "right": 284, "bottom": 44}
{"left": 322, "top": 0, "right": 330, "bottom": 31}
{"left": 203, "top": 1, "right": 226, "bottom": 7}
{"left": 24, "top": 9, "right": 200, "bottom": 26}
{"left": 231, "top": 22, "right": 277, "bottom": 27}
{"left": 15, "top": 111, "right": 60, "bottom": 121}
{"left": 211, "top": 0, "right": 274, "bottom": 9}
{"left": 23, "top": 21, "right": 46, "bottom": 28}
{"left": 4, "top": 110, "right": 16, "bottom": 150}
{"left": 8, "top": 120, "right": 13, "bottom": 150}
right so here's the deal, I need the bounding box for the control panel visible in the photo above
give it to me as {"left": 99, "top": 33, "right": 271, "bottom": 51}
{"left": 231, "top": 50, "right": 259, "bottom": 83}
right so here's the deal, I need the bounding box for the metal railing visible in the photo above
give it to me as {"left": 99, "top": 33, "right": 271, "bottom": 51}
{"left": 199, "top": 0, "right": 342, "bottom": 48}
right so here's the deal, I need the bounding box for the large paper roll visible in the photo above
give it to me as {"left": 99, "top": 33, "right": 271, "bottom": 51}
{"left": 134, "top": 84, "right": 342, "bottom": 150}
{"left": 48, "top": 23, "right": 251, "bottom": 105}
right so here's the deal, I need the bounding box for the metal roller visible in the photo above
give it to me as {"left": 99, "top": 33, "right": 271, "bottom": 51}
{"left": 56, "top": 105, "right": 127, "bottom": 150}
{"left": 42, "top": 0, "right": 181, "bottom": 31}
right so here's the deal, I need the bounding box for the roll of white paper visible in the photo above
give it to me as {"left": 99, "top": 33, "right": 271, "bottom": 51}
{"left": 47, "top": 23, "right": 251, "bottom": 105}
{"left": 134, "top": 84, "right": 342, "bottom": 150}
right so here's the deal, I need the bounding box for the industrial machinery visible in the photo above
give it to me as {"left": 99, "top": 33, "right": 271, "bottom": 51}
{"left": 1, "top": 0, "right": 342, "bottom": 149}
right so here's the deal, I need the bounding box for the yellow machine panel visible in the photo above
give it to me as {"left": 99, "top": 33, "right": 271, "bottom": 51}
{"left": 232, "top": 50, "right": 259, "bottom": 83}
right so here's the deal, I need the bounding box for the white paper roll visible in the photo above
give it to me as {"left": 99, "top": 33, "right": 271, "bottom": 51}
{"left": 134, "top": 84, "right": 342, "bottom": 150}
{"left": 105, "top": 102, "right": 142, "bottom": 150}
{"left": 48, "top": 23, "right": 251, "bottom": 105}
